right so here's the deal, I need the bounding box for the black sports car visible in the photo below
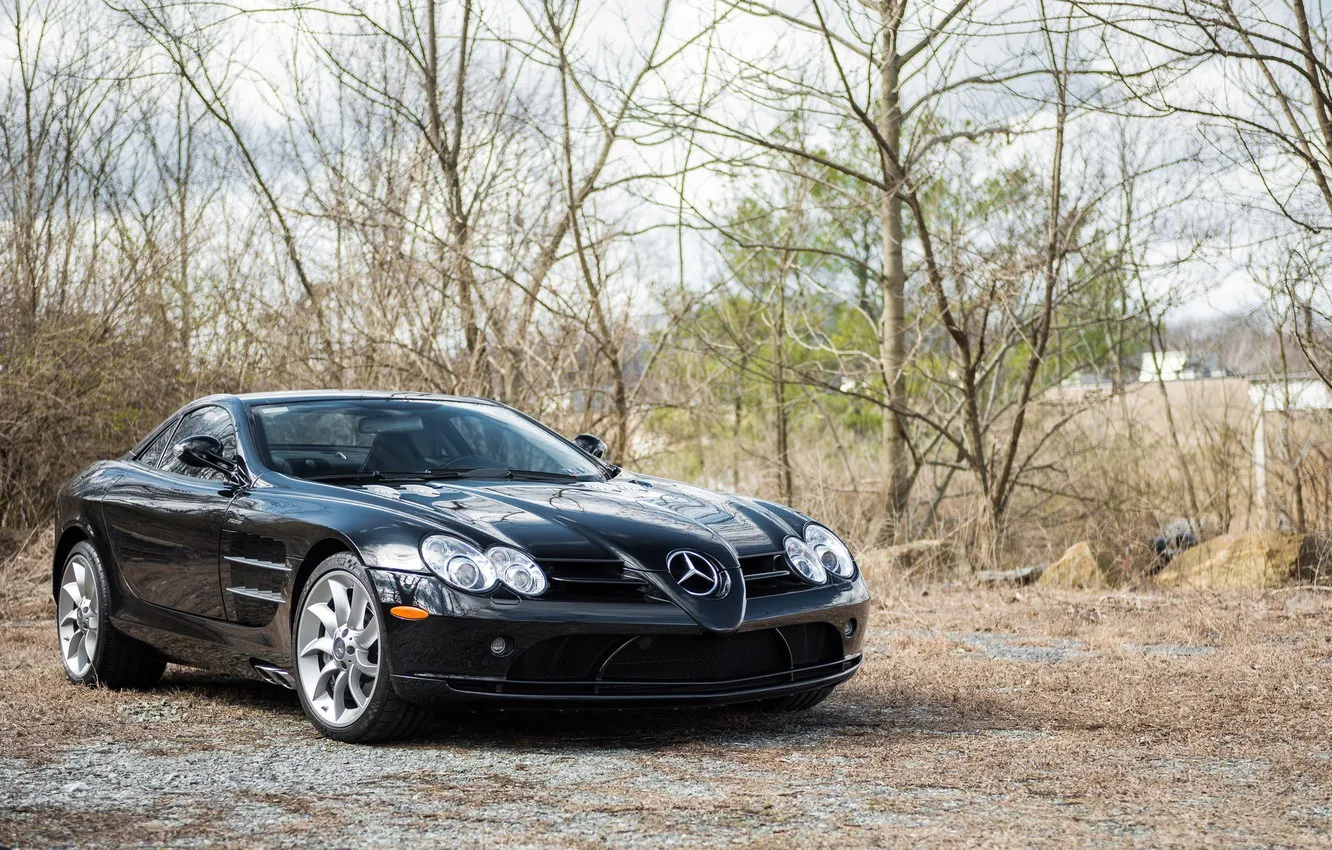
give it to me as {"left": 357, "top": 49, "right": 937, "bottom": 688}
{"left": 53, "top": 392, "right": 869, "bottom": 742}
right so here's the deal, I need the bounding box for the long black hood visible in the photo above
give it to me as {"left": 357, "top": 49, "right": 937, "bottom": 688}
{"left": 295, "top": 472, "right": 816, "bottom": 634}
{"left": 333, "top": 473, "right": 803, "bottom": 571}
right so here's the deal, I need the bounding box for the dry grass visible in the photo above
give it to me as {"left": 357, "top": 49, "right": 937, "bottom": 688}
{"left": 847, "top": 578, "right": 1332, "bottom": 845}
{"left": 0, "top": 527, "right": 52, "bottom": 623}
{"left": 3, "top": 543, "right": 1332, "bottom": 846}
{"left": 0, "top": 538, "right": 313, "bottom": 765}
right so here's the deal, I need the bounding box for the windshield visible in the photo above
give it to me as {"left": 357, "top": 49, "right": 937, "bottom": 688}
{"left": 247, "top": 399, "right": 603, "bottom": 480}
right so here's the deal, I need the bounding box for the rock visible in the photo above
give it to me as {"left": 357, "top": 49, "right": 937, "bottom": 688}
{"left": 1284, "top": 592, "right": 1325, "bottom": 617}
{"left": 1157, "top": 532, "right": 1317, "bottom": 589}
{"left": 1038, "top": 541, "right": 1115, "bottom": 589}
{"left": 977, "top": 564, "right": 1045, "bottom": 585}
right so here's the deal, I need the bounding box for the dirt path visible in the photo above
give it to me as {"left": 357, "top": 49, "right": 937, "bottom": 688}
{"left": 2, "top": 584, "right": 1331, "bottom": 847}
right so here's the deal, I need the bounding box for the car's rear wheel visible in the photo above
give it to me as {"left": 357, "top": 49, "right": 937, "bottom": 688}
{"left": 292, "top": 553, "right": 427, "bottom": 743}
{"left": 56, "top": 541, "right": 166, "bottom": 689}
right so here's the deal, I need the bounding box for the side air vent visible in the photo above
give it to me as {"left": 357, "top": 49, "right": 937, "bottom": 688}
{"left": 224, "top": 531, "right": 290, "bottom": 626}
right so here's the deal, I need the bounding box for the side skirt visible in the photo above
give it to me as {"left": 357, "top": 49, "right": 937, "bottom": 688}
{"left": 111, "top": 593, "right": 293, "bottom": 676}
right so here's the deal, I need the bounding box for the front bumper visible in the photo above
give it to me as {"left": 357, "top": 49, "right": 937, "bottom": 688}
{"left": 368, "top": 568, "right": 870, "bottom": 708}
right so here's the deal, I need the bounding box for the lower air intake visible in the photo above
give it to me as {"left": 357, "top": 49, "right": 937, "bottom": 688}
{"left": 600, "top": 631, "right": 788, "bottom": 682}
{"left": 505, "top": 623, "right": 843, "bottom": 684}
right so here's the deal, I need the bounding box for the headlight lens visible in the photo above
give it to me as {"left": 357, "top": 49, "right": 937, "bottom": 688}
{"left": 784, "top": 536, "right": 827, "bottom": 585}
{"left": 804, "top": 525, "right": 856, "bottom": 579}
{"left": 487, "top": 546, "right": 548, "bottom": 596}
{"left": 420, "top": 535, "right": 497, "bottom": 593}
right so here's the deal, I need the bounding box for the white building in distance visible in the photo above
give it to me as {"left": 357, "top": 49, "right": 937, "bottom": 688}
{"left": 1139, "top": 351, "right": 1224, "bottom": 383}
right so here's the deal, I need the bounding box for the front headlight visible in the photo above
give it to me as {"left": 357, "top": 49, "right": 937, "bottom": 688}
{"left": 804, "top": 525, "right": 856, "bottom": 579}
{"left": 487, "top": 546, "right": 548, "bottom": 596}
{"left": 420, "top": 535, "right": 497, "bottom": 593}
{"left": 784, "top": 536, "right": 827, "bottom": 585}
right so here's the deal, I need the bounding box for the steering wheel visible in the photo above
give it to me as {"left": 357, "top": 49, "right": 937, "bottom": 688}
{"left": 442, "top": 455, "right": 503, "bottom": 470}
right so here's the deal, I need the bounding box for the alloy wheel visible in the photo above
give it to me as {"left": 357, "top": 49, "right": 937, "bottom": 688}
{"left": 57, "top": 554, "right": 100, "bottom": 679}
{"left": 295, "top": 571, "right": 381, "bottom": 728}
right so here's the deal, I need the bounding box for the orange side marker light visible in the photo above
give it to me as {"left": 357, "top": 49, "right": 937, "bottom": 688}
{"left": 390, "top": 605, "right": 430, "bottom": 621}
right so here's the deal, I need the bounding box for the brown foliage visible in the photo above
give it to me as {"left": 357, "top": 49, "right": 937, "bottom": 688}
{"left": 0, "top": 315, "right": 235, "bottom": 528}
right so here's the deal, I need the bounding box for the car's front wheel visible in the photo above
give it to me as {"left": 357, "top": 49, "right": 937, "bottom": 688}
{"left": 292, "top": 554, "right": 427, "bottom": 743}
{"left": 56, "top": 541, "right": 166, "bottom": 689}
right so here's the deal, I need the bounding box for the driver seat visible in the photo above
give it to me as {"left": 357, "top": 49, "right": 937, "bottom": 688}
{"left": 361, "top": 431, "right": 425, "bottom": 473}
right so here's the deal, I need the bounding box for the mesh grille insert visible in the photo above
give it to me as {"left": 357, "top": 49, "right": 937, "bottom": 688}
{"left": 506, "top": 635, "right": 625, "bottom": 681}
{"left": 778, "top": 623, "right": 842, "bottom": 666}
{"left": 600, "top": 631, "right": 788, "bottom": 682}
{"left": 505, "top": 623, "right": 844, "bottom": 684}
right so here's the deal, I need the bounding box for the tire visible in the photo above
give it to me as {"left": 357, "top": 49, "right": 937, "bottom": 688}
{"left": 752, "top": 685, "right": 835, "bottom": 713}
{"left": 291, "top": 553, "right": 427, "bottom": 743}
{"left": 56, "top": 541, "right": 166, "bottom": 689}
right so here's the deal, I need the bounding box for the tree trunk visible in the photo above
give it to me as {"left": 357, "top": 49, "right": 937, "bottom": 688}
{"left": 878, "top": 14, "right": 910, "bottom": 539}
{"left": 425, "top": 0, "right": 487, "bottom": 394}
{"left": 775, "top": 276, "right": 793, "bottom": 505}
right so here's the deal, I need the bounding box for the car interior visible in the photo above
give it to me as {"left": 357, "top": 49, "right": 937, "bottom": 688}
{"left": 251, "top": 406, "right": 555, "bottom": 479}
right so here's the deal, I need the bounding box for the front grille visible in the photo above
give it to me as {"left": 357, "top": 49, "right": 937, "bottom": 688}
{"left": 506, "top": 623, "right": 844, "bottom": 686}
{"left": 540, "top": 560, "right": 653, "bottom": 601}
{"left": 540, "top": 553, "right": 811, "bottom": 600}
{"left": 739, "top": 553, "right": 807, "bottom": 596}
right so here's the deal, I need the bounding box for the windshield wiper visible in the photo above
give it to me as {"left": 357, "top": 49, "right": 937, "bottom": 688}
{"left": 423, "top": 467, "right": 586, "bottom": 482}
{"left": 421, "top": 467, "right": 508, "bottom": 479}
{"left": 500, "top": 469, "right": 588, "bottom": 481}
{"left": 302, "top": 470, "right": 438, "bottom": 483}
{"left": 304, "top": 468, "right": 588, "bottom": 484}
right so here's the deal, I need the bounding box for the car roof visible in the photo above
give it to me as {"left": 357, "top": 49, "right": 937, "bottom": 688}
{"left": 197, "top": 390, "right": 502, "bottom": 407}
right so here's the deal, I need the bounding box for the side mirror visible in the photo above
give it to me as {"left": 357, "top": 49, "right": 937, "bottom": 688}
{"left": 173, "top": 435, "right": 237, "bottom": 477}
{"left": 573, "top": 433, "right": 608, "bottom": 460}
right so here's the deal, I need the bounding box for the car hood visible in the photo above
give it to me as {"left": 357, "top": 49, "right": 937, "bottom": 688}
{"left": 341, "top": 473, "right": 801, "bottom": 571}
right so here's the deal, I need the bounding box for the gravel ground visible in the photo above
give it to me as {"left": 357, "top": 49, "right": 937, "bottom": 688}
{"left": 3, "top": 585, "right": 1332, "bottom": 848}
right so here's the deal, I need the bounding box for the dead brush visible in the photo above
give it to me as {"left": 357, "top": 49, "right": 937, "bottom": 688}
{"left": 0, "top": 528, "right": 52, "bottom": 622}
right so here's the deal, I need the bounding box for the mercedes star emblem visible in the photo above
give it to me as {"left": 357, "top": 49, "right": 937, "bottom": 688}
{"left": 667, "top": 550, "right": 725, "bottom": 597}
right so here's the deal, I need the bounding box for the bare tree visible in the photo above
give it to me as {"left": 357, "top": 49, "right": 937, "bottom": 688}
{"left": 652, "top": 0, "right": 1068, "bottom": 539}
{"left": 1077, "top": 0, "right": 1332, "bottom": 389}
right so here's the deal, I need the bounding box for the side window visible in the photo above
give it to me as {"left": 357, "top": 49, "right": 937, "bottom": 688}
{"left": 160, "top": 406, "right": 238, "bottom": 480}
{"left": 135, "top": 422, "right": 178, "bottom": 468}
